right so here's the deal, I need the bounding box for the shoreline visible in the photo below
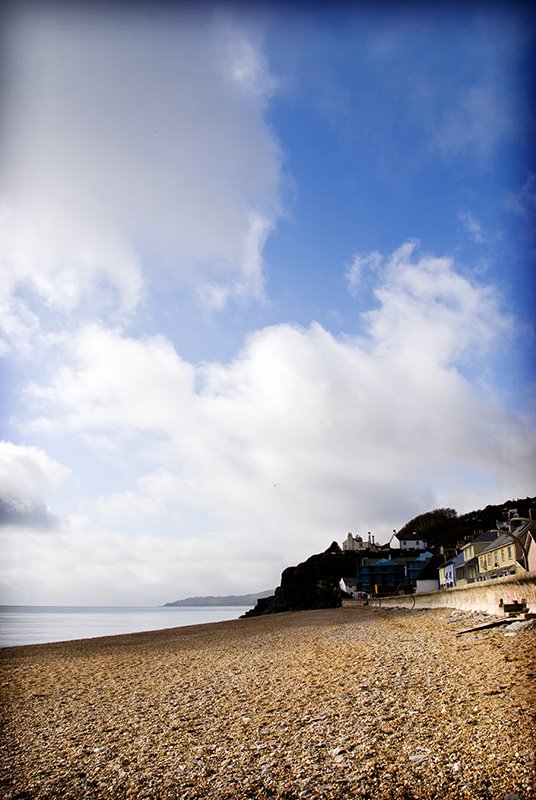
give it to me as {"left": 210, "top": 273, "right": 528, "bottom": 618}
{"left": 0, "top": 605, "right": 250, "bottom": 649}
{"left": 1, "top": 606, "right": 534, "bottom": 799}
{"left": 0, "top": 613, "right": 252, "bottom": 653}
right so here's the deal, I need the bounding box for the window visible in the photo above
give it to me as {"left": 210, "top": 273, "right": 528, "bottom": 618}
{"left": 501, "top": 550, "right": 505, "bottom": 562}
{"left": 507, "top": 546, "right": 512, "bottom": 559}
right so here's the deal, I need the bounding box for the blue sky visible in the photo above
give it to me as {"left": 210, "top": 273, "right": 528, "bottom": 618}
{"left": 0, "top": 1, "right": 534, "bottom": 604}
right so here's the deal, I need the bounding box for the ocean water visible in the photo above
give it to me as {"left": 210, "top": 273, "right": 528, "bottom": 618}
{"left": 0, "top": 605, "right": 250, "bottom": 648}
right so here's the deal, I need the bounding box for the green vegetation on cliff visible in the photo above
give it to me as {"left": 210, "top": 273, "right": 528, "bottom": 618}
{"left": 398, "top": 496, "right": 535, "bottom": 551}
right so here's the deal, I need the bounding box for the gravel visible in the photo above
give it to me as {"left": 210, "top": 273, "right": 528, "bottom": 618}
{"left": 0, "top": 606, "right": 534, "bottom": 799}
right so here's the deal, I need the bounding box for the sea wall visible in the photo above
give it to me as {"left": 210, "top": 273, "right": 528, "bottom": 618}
{"left": 370, "top": 571, "right": 536, "bottom": 615}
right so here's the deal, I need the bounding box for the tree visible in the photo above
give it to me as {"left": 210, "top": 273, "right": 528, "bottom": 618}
{"left": 397, "top": 508, "right": 457, "bottom": 540}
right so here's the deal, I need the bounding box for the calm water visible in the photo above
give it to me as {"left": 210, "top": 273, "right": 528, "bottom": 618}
{"left": 0, "top": 605, "right": 250, "bottom": 648}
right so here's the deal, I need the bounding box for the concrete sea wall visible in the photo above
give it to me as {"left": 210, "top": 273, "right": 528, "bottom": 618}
{"left": 369, "top": 571, "right": 536, "bottom": 615}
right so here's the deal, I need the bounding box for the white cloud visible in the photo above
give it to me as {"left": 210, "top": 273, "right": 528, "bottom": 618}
{"left": 458, "top": 211, "right": 486, "bottom": 244}
{"left": 5, "top": 241, "right": 534, "bottom": 603}
{"left": 0, "top": 5, "right": 282, "bottom": 351}
{"left": 364, "top": 241, "right": 510, "bottom": 365}
{"left": 345, "top": 250, "right": 383, "bottom": 295}
{"left": 0, "top": 516, "right": 281, "bottom": 605}
{"left": 26, "top": 325, "right": 197, "bottom": 435}
{"left": 0, "top": 441, "right": 70, "bottom": 525}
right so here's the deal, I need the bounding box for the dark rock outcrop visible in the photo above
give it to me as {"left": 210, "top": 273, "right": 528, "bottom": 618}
{"left": 242, "top": 542, "right": 360, "bottom": 617}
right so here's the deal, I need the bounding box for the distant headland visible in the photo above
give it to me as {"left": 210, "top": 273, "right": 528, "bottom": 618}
{"left": 164, "top": 591, "right": 273, "bottom": 607}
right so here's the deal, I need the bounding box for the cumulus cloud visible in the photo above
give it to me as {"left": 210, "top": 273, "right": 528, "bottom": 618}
{"left": 0, "top": 4, "right": 282, "bottom": 351}
{"left": 0, "top": 441, "right": 69, "bottom": 527}
{"left": 6, "top": 241, "right": 534, "bottom": 603}
{"left": 363, "top": 241, "right": 510, "bottom": 365}
{"left": 27, "top": 326, "right": 197, "bottom": 435}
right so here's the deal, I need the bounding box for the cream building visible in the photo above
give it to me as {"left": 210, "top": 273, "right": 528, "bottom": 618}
{"left": 342, "top": 532, "right": 379, "bottom": 552}
{"left": 477, "top": 520, "right": 535, "bottom": 580}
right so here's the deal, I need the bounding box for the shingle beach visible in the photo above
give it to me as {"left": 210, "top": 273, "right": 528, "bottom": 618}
{"left": 1, "top": 606, "right": 534, "bottom": 800}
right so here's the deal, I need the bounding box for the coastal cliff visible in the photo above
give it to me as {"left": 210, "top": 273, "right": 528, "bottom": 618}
{"left": 242, "top": 541, "right": 360, "bottom": 617}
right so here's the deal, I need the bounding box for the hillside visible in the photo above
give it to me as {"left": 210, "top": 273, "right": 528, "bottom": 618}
{"left": 164, "top": 590, "right": 273, "bottom": 607}
{"left": 398, "top": 496, "right": 536, "bottom": 553}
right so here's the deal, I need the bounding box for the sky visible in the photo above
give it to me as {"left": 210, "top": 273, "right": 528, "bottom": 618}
{"left": 0, "top": 1, "right": 535, "bottom": 605}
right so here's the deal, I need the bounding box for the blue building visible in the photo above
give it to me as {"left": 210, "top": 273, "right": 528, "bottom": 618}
{"left": 353, "top": 551, "right": 434, "bottom": 595}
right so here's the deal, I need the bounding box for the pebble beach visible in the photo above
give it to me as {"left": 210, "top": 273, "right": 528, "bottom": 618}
{"left": 1, "top": 606, "right": 534, "bottom": 800}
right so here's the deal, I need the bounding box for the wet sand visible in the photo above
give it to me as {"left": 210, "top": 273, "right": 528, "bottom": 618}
{"left": 1, "top": 606, "right": 534, "bottom": 799}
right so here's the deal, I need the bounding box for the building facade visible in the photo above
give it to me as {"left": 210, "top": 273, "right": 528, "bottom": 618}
{"left": 454, "top": 531, "right": 498, "bottom": 586}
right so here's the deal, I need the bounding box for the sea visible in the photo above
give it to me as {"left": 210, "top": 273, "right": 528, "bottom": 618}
{"left": 0, "top": 605, "right": 251, "bottom": 648}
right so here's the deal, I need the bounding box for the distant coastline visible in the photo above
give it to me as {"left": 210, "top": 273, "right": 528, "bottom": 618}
{"left": 163, "top": 591, "right": 273, "bottom": 607}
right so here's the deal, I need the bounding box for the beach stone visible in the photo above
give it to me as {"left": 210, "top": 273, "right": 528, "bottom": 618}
{"left": 1, "top": 606, "right": 534, "bottom": 800}
{"left": 505, "top": 621, "right": 524, "bottom": 632}
{"left": 409, "top": 754, "right": 428, "bottom": 764}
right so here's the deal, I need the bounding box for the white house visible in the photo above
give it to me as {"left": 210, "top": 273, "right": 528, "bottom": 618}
{"left": 393, "top": 532, "right": 428, "bottom": 551}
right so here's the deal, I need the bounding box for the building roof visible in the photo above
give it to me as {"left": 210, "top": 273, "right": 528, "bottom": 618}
{"left": 461, "top": 531, "right": 498, "bottom": 550}
{"left": 479, "top": 524, "right": 534, "bottom": 555}
{"left": 441, "top": 551, "right": 465, "bottom": 569}
{"left": 479, "top": 533, "right": 518, "bottom": 555}
{"left": 395, "top": 532, "right": 426, "bottom": 542}
{"left": 414, "top": 550, "right": 433, "bottom": 561}
{"left": 514, "top": 520, "right": 536, "bottom": 538}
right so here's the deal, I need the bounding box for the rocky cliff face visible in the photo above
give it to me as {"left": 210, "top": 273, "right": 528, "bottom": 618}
{"left": 242, "top": 542, "right": 360, "bottom": 617}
